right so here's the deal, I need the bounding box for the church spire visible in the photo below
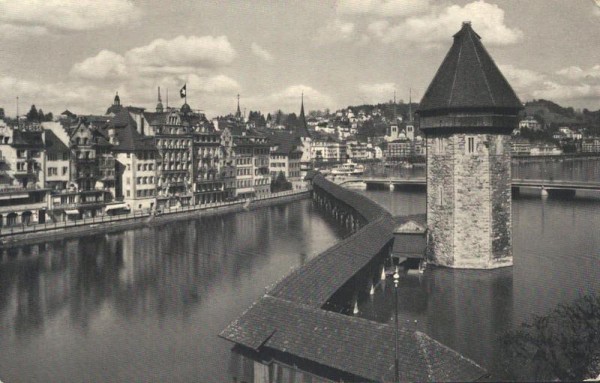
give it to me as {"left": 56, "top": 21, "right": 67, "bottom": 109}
{"left": 114, "top": 91, "right": 120, "bottom": 106}
{"left": 300, "top": 92, "right": 305, "bottom": 119}
{"left": 235, "top": 94, "right": 242, "bottom": 119}
{"left": 156, "top": 87, "right": 164, "bottom": 113}
{"left": 295, "top": 92, "right": 311, "bottom": 139}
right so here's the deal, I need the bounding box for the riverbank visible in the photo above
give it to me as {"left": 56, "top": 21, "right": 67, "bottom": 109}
{"left": 0, "top": 189, "right": 310, "bottom": 247}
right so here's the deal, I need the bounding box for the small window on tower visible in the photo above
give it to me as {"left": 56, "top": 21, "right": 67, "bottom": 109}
{"left": 438, "top": 186, "right": 444, "bottom": 206}
{"left": 467, "top": 136, "right": 475, "bottom": 154}
{"left": 436, "top": 137, "right": 444, "bottom": 154}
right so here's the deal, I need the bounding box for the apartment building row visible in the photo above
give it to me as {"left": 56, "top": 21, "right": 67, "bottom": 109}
{"left": 0, "top": 94, "right": 306, "bottom": 228}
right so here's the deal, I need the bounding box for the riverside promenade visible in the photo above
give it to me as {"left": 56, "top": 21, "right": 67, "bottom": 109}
{"left": 0, "top": 189, "right": 310, "bottom": 245}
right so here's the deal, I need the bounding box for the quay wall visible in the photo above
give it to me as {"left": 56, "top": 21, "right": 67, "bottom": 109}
{"left": 1, "top": 189, "right": 310, "bottom": 247}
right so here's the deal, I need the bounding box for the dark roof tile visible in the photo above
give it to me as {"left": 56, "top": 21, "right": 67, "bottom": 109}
{"left": 418, "top": 22, "right": 521, "bottom": 114}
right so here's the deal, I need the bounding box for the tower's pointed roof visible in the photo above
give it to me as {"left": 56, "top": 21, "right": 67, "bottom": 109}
{"left": 418, "top": 22, "right": 521, "bottom": 115}
{"left": 295, "top": 92, "right": 311, "bottom": 138}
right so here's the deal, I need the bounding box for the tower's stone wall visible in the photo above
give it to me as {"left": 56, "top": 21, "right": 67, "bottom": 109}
{"left": 426, "top": 132, "right": 512, "bottom": 268}
{"left": 426, "top": 134, "right": 454, "bottom": 265}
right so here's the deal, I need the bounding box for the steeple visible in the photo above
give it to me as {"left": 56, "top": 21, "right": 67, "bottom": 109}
{"left": 156, "top": 87, "right": 164, "bottom": 113}
{"left": 408, "top": 88, "right": 412, "bottom": 122}
{"left": 114, "top": 91, "right": 120, "bottom": 106}
{"left": 235, "top": 94, "right": 242, "bottom": 119}
{"left": 418, "top": 21, "right": 521, "bottom": 116}
{"left": 295, "top": 92, "right": 311, "bottom": 139}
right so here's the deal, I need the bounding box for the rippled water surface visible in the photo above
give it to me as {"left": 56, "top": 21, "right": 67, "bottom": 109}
{"left": 0, "top": 200, "right": 349, "bottom": 383}
{"left": 1, "top": 184, "right": 599, "bottom": 381}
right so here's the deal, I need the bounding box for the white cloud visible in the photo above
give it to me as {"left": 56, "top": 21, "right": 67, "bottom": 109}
{"left": 556, "top": 65, "right": 600, "bottom": 81}
{"left": 125, "top": 35, "right": 236, "bottom": 75}
{"left": 249, "top": 85, "right": 334, "bottom": 113}
{"left": 0, "top": 24, "right": 47, "bottom": 38}
{"left": 314, "top": 19, "right": 356, "bottom": 45}
{"left": 532, "top": 81, "right": 600, "bottom": 102}
{"left": 251, "top": 42, "right": 274, "bottom": 62}
{"left": 367, "top": 1, "right": 523, "bottom": 47}
{"left": 70, "top": 50, "right": 128, "bottom": 80}
{"left": 337, "top": 0, "right": 430, "bottom": 17}
{"left": 0, "top": 0, "right": 141, "bottom": 32}
{"left": 499, "top": 64, "right": 546, "bottom": 89}
{"left": 358, "top": 83, "right": 397, "bottom": 103}
{"left": 70, "top": 35, "right": 236, "bottom": 80}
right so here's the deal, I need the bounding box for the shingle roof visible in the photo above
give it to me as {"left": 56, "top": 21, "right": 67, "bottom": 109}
{"left": 268, "top": 132, "right": 302, "bottom": 155}
{"left": 220, "top": 296, "right": 486, "bottom": 382}
{"left": 268, "top": 215, "right": 395, "bottom": 307}
{"left": 104, "top": 109, "right": 156, "bottom": 152}
{"left": 222, "top": 176, "right": 486, "bottom": 382}
{"left": 43, "top": 129, "right": 69, "bottom": 154}
{"left": 418, "top": 22, "right": 521, "bottom": 115}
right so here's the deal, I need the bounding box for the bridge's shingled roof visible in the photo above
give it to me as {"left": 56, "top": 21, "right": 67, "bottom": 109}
{"left": 418, "top": 22, "right": 521, "bottom": 115}
{"left": 268, "top": 215, "right": 395, "bottom": 307}
{"left": 220, "top": 295, "right": 486, "bottom": 382}
{"left": 312, "top": 174, "right": 389, "bottom": 222}
{"left": 221, "top": 175, "right": 488, "bottom": 382}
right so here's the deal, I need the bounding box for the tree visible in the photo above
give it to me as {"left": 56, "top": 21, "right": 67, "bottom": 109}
{"left": 45, "top": 112, "right": 53, "bottom": 122}
{"left": 37, "top": 108, "right": 45, "bottom": 122}
{"left": 270, "top": 171, "right": 292, "bottom": 193}
{"left": 500, "top": 294, "right": 600, "bottom": 381}
{"left": 26, "top": 105, "right": 38, "bottom": 122}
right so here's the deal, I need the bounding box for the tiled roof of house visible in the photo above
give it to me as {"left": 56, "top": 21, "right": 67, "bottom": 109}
{"left": 268, "top": 132, "right": 303, "bottom": 155}
{"left": 418, "top": 22, "right": 521, "bottom": 115}
{"left": 11, "top": 130, "right": 44, "bottom": 148}
{"left": 103, "top": 109, "right": 156, "bottom": 152}
{"left": 43, "top": 129, "right": 69, "bottom": 154}
{"left": 220, "top": 296, "right": 486, "bottom": 382}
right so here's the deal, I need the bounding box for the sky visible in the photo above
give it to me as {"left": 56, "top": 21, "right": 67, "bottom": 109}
{"left": 0, "top": 0, "right": 599, "bottom": 118}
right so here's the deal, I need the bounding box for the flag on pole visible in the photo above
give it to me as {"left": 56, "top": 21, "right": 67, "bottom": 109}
{"left": 180, "top": 84, "right": 186, "bottom": 99}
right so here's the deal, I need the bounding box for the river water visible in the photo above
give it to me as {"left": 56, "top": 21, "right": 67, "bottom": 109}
{"left": 0, "top": 161, "right": 599, "bottom": 381}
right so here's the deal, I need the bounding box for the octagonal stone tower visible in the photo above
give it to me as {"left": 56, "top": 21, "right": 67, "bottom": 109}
{"left": 418, "top": 22, "right": 522, "bottom": 269}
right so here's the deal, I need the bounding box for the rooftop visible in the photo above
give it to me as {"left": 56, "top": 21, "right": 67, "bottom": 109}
{"left": 418, "top": 22, "right": 522, "bottom": 115}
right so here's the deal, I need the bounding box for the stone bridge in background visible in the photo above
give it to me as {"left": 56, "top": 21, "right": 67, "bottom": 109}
{"left": 336, "top": 176, "right": 600, "bottom": 196}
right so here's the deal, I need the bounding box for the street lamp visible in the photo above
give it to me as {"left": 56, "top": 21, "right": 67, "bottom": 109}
{"left": 393, "top": 267, "right": 400, "bottom": 383}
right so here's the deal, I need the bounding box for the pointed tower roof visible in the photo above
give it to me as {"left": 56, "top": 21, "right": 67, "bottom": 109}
{"left": 235, "top": 94, "right": 242, "bottom": 119}
{"left": 295, "top": 92, "right": 311, "bottom": 138}
{"left": 156, "top": 87, "right": 164, "bottom": 113}
{"left": 418, "top": 22, "right": 521, "bottom": 116}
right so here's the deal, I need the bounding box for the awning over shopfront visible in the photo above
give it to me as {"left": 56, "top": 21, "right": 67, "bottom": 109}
{"left": 65, "top": 209, "right": 80, "bottom": 215}
{"left": 105, "top": 203, "right": 130, "bottom": 212}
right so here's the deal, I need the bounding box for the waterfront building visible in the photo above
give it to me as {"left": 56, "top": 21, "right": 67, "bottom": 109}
{"left": 346, "top": 140, "right": 372, "bottom": 161}
{"left": 104, "top": 109, "right": 158, "bottom": 212}
{"left": 192, "top": 118, "right": 234, "bottom": 204}
{"left": 143, "top": 104, "right": 197, "bottom": 207}
{"left": 0, "top": 120, "right": 50, "bottom": 226}
{"left": 310, "top": 134, "right": 347, "bottom": 163}
{"left": 268, "top": 132, "right": 304, "bottom": 190}
{"left": 229, "top": 127, "right": 271, "bottom": 198}
{"left": 59, "top": 118, "right": 114, "bottom": 218}
{"left": 42, "top": 127, "right": 70, "bottom": 190}
{"left": 418, "top": 22, "right": 522, "bottom": 269}
{"left": 582, "top": 137, "right": 600, "bottom": 153}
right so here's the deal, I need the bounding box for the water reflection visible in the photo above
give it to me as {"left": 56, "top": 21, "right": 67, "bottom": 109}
{"left": 0, "top": 200, "right": 348, "bottom": 383}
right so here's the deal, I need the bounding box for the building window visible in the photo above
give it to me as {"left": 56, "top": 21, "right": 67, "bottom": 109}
{"left": 467, "top": 136, "right": 475, "bottom": 154}
{"left": 62, "top": 167, "right": 68, "bottom": 175}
